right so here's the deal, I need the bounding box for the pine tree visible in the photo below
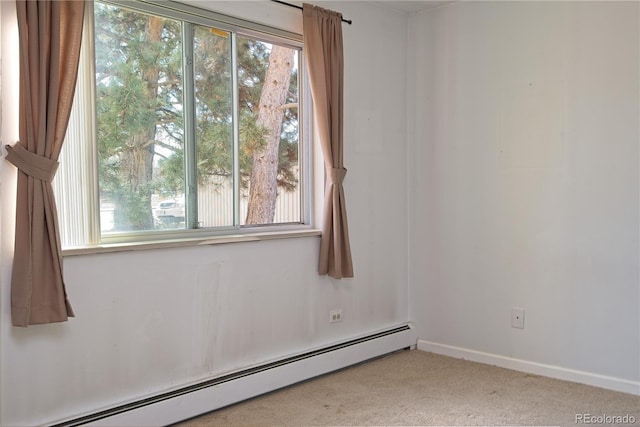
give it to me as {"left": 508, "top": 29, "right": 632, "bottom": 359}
{"left": 245, "top": 45, "right": 295, "bottom": 224}
{"left": 94, "top": 2, "right": 298, "bottom": 231}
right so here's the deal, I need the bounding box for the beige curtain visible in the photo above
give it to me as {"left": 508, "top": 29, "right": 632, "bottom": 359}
{"left": 303, "top": 4, "right": 353, "bottom": 279}
{"left": 4, "top": 1, "right": 85, "bottom": 326}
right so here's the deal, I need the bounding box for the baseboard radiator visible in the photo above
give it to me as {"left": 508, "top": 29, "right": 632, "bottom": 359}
{"left": 53, "top": 324, "right": 416, "bottom": 427}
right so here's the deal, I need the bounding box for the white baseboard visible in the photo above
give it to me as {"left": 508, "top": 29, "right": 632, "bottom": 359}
{"left": 68, "top": 325, "right": 417, "bottom": 427}
{"left": 417, "top": 340, "right": 640, "bottom": 396}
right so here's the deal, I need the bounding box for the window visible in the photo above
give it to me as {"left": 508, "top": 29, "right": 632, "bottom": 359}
{"left": 54, "top": 0, "right": 310, "bottom": 248}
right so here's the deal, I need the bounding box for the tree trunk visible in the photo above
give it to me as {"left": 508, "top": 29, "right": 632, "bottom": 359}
{"left": 116, "top": 16, "right": 162, "bottom": 231}
{"left": 245, "top": 45, "right": 294, "bottom": 224}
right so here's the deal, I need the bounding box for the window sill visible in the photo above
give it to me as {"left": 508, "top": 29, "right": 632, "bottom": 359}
{"left": 62, "top": 228, "right": 322, "bottom": 257}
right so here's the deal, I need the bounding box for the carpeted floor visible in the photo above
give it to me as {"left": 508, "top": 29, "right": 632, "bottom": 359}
{"left": 174, "top": 349, "right": 640, "bottom": 426}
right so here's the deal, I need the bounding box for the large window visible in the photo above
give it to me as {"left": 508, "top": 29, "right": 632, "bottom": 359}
{"left": 54, "top": 0, "right": 309, "bottom": 248}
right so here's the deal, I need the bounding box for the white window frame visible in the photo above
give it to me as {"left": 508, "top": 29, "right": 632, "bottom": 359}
{"left": 55, "top": 0, "right": 317, "bottom": 253}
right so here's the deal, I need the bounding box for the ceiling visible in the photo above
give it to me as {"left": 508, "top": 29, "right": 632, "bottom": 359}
{"left": 375, "top": 1, "right": 453, "bottom": 13}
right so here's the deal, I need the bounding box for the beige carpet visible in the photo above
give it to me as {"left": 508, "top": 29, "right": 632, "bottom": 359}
{"left": 174, "top": 349, "right": 639, "bottom": 426}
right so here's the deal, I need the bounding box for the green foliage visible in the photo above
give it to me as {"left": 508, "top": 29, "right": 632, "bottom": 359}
{"left": 95, "top": 3, "right": 183, "bottom": 230}
{"left": 112, "top": 182, "right": 155, "bottom": 230}
{"left": 156, "top": 150, "right": 184, "bottom": 197}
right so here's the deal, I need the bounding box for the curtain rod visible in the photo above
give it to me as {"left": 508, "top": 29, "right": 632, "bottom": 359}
{"left": 270, "top": 0, "right": 353, "bottom": 25}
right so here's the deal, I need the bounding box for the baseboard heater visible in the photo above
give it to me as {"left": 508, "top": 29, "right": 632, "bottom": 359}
{"left": 52, "top": 323, "right": 415, "bottom": 427}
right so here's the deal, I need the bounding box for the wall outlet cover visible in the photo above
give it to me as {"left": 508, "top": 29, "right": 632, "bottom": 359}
{"left": 511, "top": 307, "right": 525, "bottom": 329}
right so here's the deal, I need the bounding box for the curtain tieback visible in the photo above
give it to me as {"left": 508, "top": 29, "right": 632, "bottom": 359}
{"left": 327, "top": 167, "right": 347, "bottom": 186}
{"left": 5, "top": 142, "right": 59, "bottom": 183}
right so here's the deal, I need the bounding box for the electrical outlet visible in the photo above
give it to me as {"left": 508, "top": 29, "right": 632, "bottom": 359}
{"left": 511, "top": 307, "right": 525, "bottom": 329}
{"left": 329, "top": 309, "right": 343, "bottom": 323}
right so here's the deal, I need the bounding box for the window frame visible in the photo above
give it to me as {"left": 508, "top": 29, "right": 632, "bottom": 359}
{"left": 56, "top": 0, "right": 316, "bottom": 251}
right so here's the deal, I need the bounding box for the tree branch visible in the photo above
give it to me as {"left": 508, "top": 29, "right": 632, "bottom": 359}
{"left": 150, "top": 138, "right": 181, "bottom": 152}
{"left": 279, "top": 103, "right": 298, "bottom": 111}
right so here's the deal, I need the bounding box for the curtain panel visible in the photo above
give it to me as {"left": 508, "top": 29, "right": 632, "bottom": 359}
{"left": 302, "top": 3, "right": 353, "bottom": 279}
{"left": 4, "top": 0, "right": 85, "bottom": 326}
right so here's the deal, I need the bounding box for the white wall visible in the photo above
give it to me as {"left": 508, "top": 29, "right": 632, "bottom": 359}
{"left": 0, "top": 2, "right": 410, "bottom": 425}
{"left": 408, "top": 1, "right": 639, "bottom": 384}
{"left": 6, "top": 0, "right": 636, "bottom": 424}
